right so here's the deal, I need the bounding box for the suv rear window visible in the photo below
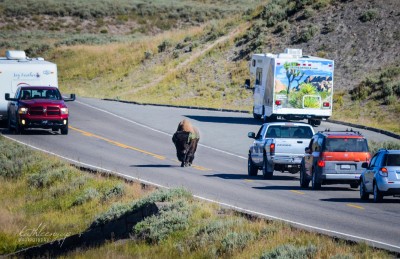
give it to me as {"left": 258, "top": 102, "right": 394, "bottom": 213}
{"left": 385, "top": 154, "right": 400, "bottom": 166}
{"left": 266, "top": 126, "right": 313, "bottom": 139}
{"left": 324, "top": 138, "right": 368, "bottom": 152}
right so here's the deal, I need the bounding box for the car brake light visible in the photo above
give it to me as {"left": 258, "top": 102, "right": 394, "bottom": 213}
{"left": 379, "top": 167, "right": 388, "bottom": 177}
{"left": 317, "top": 160, "right": 325, "bottom": 167}
{"left": 275, "top": 100, "right": 282, "bottom": 106}
{"left": 270, "top": 143, "right": 275, "bottom": 155}
{"left": 323, "top": 102, "right": 330, "bottom": 108}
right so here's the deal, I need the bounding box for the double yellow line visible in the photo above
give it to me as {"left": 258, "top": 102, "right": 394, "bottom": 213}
{"left": 69, "top": 126, "right": 211, "bottom": 171}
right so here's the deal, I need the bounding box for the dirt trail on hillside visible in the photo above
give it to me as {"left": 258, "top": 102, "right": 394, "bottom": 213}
{"left": 127, "top": 23, "right": 249, "bottom": 95}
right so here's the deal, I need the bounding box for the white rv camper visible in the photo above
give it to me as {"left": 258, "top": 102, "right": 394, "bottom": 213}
{"left": 250, "top": 49, "right": 334, "bottom": 126}
{"left": 0, "top": 50, "right": 58, "bottom": 121}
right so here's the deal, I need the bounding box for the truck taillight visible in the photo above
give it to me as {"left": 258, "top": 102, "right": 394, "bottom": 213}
{"left": 379, "top": 167, "right": 388, "bottom": 177}
{"left": 275, "top": 100, "right": 282, "bottom": 106}
{"left": 270, "top": 143, "right": 275, "bottom": 155}
{"left": 317, "top": 160, "right": 325, "bottom": 167}
{"left": 323, "top": 102, "right": 330, "bottom": 108}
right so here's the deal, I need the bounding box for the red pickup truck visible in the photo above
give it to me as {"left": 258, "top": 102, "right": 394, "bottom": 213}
{"left": 5, "top": 86, "right": 75, "bottom": 135}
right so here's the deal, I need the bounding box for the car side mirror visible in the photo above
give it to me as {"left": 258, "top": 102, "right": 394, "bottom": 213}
{"left": 248, "top": 132, "right": 256, "bottom": 139}
{"left": 361, "top": 162, "right": 369, "bottom": 168}
{"left": 64, "top": 94, "right": 76, "bottom": 102}
{"left": 5, "top": 93, "right": 16, "bottom": 101}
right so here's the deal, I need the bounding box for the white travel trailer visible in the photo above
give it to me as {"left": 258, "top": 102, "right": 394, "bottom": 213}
{"left": 0, "top": 50, "right": 58, "bottom": 121}
{"left": 250, "top": 49, "right": 334, "bottom": 126}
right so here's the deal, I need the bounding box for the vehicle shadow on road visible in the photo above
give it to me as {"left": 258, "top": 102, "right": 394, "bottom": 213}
{"left": 130, "top": 164, "right": 179, "bottom": 168}
{"left": 253, "top": 185, "right": 305, "bottom": 191}
{"left": 321, "top": 198, "right": 400, "bottom": 203}
{"left": 184, "top": 115, "right": 261, "bottom": 125}
{"left": 205, "top": 173, "right": 259, "bottom": 180}
{"left": 0, "top": 128, "right": 59, "bottom": 135}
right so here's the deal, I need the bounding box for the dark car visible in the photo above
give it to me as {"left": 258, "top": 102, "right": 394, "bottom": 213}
{"left": 300, "top": 130, "right": 371, "bottom": 190}
{"left": 5, "top": 86, "right": 75, "bottom": 134}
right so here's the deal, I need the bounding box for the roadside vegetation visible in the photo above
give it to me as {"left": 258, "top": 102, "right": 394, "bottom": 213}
{"left": 0, "top": 136, "right": 394, "bottom": 258}
{"left": 1, "top": 0, "right": 399, "bottom": 134}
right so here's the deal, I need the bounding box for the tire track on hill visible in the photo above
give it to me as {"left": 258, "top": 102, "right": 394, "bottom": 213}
{"left": 126, "top": 23, "right": 249, "bottom": 95}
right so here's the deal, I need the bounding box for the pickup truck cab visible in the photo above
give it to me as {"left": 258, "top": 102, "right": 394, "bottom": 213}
{"left": 248, "top": 122, "right": 314, "bottom": 179}
{"left": 5, "top": 86, "right": 75, "bottom": 135}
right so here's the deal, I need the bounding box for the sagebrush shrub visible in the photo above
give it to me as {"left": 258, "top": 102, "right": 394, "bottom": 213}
{"left": 102, "top": 183, "right": 125, "bottom": 201}
{"left": 218, "top": 232, "right": 255, "bottom": 255}
{"left": 73, "top": 188, "right": 100, "bottom": 206}
{"left": 359, "top": 9, "right": 378, "bottom": 22}
{"left": 260, "top": 244, "right": 317, "bottom": 259}
{"left": 133, "top": 199, "right": 192, "bottom": 243}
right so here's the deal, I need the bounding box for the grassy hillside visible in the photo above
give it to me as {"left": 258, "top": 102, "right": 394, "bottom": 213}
{"left": 0, "top": 0, "right": 399, "bottom": 134}
{"left": 0, "top": 136, "right": 393, "bottom": 258}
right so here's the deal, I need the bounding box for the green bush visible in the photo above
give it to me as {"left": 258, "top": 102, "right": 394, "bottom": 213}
{"left": 92, "top": 188, "right": 191, "bottom": 226}
{"left": 73, "top": 188, "right": 100, "bottom": 206}
{"left": 359, "top": 9, "right": 378, "bottom": 22}
{"left": 260, "top": 244, "right": 317, "bottom": 259}
{"left": 263, "top": 3, "right": 288, "bottom": 27}
{"left": 102, "top": 183, "right": 125, "bottom": 201}
{"left": 158, "top": 40, "right": 171, "bottom": 53}
{"left": 133, "top": 200, "right": 192, "bottom": 244}
{"left": 274, "top": 21, "right": 290, "bottom": 34}
{"left": 294, "top": 25, "right": 319, "bottom": 43}
{"left": 218, "top": 232, "right": 255, "bottom": 255}
{"left": 393, "top": 82, "right": 400, "bottom": 97}
{"left": 302, "top": 7, "right": 315, "bottom": 19}
{"left": 25, "top": 43, "right": 52, "bottom": 57}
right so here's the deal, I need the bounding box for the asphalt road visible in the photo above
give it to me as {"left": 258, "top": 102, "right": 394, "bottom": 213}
{"left": 2, "top": 97, "right": 400, "bottom": 253}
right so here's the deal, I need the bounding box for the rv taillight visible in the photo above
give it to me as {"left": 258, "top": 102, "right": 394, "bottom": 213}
{"left": 275, "top": 100, "right": 282, "bottom": 106}
{"left": 317, "top": 160, "right": 325, "bottom": 167}
{"left": 270, "top": 143, "right": 275, "bottom": 155}
{"left": 323, "top": 102, "right": 330, "bottom": 108}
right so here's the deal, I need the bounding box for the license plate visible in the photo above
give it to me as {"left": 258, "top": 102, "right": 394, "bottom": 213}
{"left": 341, "top": 165, "right": 351, "bottom": 170}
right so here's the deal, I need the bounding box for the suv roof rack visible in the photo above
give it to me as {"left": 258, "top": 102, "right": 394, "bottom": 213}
{"left": 318, "top": 128, "right": 362, "bottom": 136}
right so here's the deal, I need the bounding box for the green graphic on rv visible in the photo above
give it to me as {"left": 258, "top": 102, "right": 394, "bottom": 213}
{"left": 275, "top": 60, "right": 333, "bottom": 109}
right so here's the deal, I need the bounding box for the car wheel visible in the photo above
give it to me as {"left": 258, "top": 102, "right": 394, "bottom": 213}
{"left": 248, "top": 154, "right": 258, "bottom": 176}
{"left": 262, "top": 156, "right": 273, "bottom": 179}
{"left": 373, "top": 182, "right": 383, "bottom": 203}
{"left": 350, "top": 183, "right": 359, "bottom": 189}
{"left": 300, "top": 162, "right": 310, "bottom": 188}
{"left": 60, "top": 125, "right": 68, "bottom": 135}
{"left": 311, "top": 168, "right": 321, "bottom": 190}
{"left": 360, "top": 180, "right": 369, "bottom": 200}
{"left": 7, "top": 114, "right": 13, "bottom": 132}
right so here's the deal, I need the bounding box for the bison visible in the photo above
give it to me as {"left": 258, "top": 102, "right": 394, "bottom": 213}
{"left": 172, "top": 119, "right": 200, "bottom": 167}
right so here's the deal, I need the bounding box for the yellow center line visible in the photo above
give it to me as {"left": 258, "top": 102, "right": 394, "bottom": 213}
{"left": 346, "top": 204, "right": 364, "bottom": 210}
{"left": 69, "top": 126, "right": 212, "bottom": 171}
{"left": 291, "top": 190, "right": 305, "bottom": 195}
{"left": 244, "top": 179, "right": 254, "bottom": 182}
{"left": 70, "top": 126, "right": 166, "bottom": 160}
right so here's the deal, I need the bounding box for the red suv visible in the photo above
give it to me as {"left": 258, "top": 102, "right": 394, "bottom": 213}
{"left": 5, "top": 86, "right": 75, "bottom": 135}
{"left": 300, "top": 130, "right": 371, "bottom": 190}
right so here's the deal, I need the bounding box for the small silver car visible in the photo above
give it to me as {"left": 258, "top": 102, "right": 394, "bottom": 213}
{"left": 360, "top": 149, "right": 400, "bottom": 202}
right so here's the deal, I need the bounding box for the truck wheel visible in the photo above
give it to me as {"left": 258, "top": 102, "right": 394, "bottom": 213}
{"left": 15, "top": 122, "right": 23, "bottom": 135}
{"left": 311, "top": 168, "right": 321, "bottom": 190}
{"left": 253, "top": 106, "right": 262, "bottom": 120}
{"left": 248, "top": 154, "right": 258, "bottom": 176}
{"left": 373, "top": 182, "right": 383, "bottom": 202}
{"left": 359, "top": 180, "right": 369, "bottom": 200}
{"left": 61, "top": 126, "right": 68, "bottom": 135}
{"left": 300, "top": 163, "right": 310, "bottom": 188}
{"left": 7, "top": 115, "right": 13, "bottom": 132}
{"left": 262, "top": 157, "right": 273, "bottom": 179}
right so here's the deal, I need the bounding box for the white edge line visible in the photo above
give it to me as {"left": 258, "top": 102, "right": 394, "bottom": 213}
{"left": 76, "top": 100, "right": 247, "bottom": 159}
{"left": 2, "top": 134, "right": 400, "bottom": 252}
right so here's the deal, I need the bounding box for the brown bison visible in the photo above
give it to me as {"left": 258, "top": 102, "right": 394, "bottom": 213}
{"left": 172, "top": 119, "right": 200, "bottom": 167}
